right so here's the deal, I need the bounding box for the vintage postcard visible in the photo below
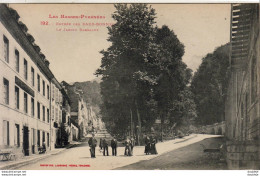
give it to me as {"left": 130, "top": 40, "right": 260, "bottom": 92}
{"left": 0, "top": 3, "right": 259, "bottom": 174}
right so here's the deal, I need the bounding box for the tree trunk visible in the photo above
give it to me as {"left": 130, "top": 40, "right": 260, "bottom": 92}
{"left": 135, "top": 100, "right": 141, "bottom": 146}
{"left": 130, "top": 108, "right": 133, "bottom": 137}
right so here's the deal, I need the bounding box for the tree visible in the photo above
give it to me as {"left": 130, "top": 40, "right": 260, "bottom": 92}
{"left": 96, "top": 4, "right": 158, "bottom": 144}
{"left": 153, "top": 25, "right": 193, "bottom": 138}
{"left": 96, "top": 4, "right": 195, "bottom": 142}
{"left": 191, "top": 44, "right": 230, "bottom": 125}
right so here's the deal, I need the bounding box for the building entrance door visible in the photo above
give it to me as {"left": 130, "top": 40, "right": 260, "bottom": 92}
{"left": 23, "top": 126, "right": 29, "bottom": 156}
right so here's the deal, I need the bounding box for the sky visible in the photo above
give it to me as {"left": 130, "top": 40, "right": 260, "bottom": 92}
{"left": 10, "top": 4, "right": 231, "bottom": 83}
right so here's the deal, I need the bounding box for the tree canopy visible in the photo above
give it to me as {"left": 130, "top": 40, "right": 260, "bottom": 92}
{"left": 191, "top": 44, "right": 230, "bottom": 125}
{"left": 96, "top": 4, "right": 196, "bottom": 141}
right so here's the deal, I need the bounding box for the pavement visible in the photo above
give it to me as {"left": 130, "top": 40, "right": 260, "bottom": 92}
{"left": 0, "top": 141, "right": 81, "bottom": 170}
{"left": 118, "top": 136, "right": 226, "bottom": 170}
{"left": 0, "top": 134, "right": 222, "bottom": 170}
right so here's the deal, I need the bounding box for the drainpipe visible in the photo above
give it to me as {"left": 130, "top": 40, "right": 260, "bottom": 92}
{"left": 49, "top": 80, "right": 52, "bottom": 151}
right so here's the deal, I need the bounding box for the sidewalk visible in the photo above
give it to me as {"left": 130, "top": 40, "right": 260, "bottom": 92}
{"left": 0, "top": 141, "right": 81, "bottom": 170}
{"left": 0, "top": 134, "right": 221, "bottom": 170}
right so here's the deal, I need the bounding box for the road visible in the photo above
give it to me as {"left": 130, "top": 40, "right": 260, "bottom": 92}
{"left": 14, "top": 134, "right": 224, "bottom": 170}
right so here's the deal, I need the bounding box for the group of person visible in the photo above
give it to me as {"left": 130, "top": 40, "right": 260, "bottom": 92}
{"left": 144, "top": 135, "right": 158, "bottom": 155}
{"left": 99, "top": 136, "right": 118, "bottom": 156}
{"left": 88, "top": 133, "right": 118, "bottom": 158}
{"left": 123, "top": 136, "right": 135, "bottom": 156}
{"left": 88, "top": 133, "right": 158, "bottom": 158}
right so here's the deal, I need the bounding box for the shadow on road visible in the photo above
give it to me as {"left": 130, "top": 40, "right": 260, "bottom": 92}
{"left": 116, "top": 136, "right": 227, "bottom": 170}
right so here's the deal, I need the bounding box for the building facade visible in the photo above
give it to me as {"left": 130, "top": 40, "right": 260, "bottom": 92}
{"left": 50, "top": 78, "right": 63, "bottom": 149}
{"left": 0, "top": 4, "right": 54, "bottom": 156}
{"left": 225, "top": 4, "right": 259, "bottom": 169}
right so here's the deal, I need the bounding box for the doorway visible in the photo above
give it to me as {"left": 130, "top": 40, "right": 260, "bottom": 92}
{"left": 23, "top": 126, "right": 29, "bottom": 156}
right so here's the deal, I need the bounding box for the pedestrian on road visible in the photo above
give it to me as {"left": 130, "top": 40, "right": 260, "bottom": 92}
{"left": 124, "top": 137, "right": 132, "bottom": 156}
{"left": 99, "top": 138, "right": 103, "bottom": 150}
{"left": 130, "top": 136, "right": 135, "bottom": 156}
{"left": 144, "top": 135, "right": 151, "bottom": 155}
{"left": 103, "top": 138, "right": 109, "bottom": 156}
{"left": 150, "top": 135, "right": 158, "bottom": 155}
{"left": 111, "top": 138, "right": 117, "bottom": 156}
{"left": 88, "top": 133, "right": 97, "bottom": 158}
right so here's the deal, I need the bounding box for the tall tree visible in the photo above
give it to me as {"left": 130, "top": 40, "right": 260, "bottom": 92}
{"left": 153, "top": 25, "right": 193, "bottom": 134}
{"left": 96, "top": 4, "right": 158, "bottom": 143}
{"left": 96, "top": 4, "right": 195, "bottom": 142}
{"left": 191, "top": 44, "right": 230, "bottom": 125}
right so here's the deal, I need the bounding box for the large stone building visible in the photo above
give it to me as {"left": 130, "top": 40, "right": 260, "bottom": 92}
{"left": 0, "top": 4, "right": 74, "bottom": 157}
{"left": 0, "top": 4, "right": 54, "bottom": 156}
{"left": 225, "top": 4, "right": 259, "bottom": 169}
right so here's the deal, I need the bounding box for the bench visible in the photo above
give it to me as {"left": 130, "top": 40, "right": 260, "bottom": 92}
{"left": 0, "top": 149, "right": 16, "bottom": 161}
{"left": 200, "top": 144, "right": 221, "bottom": 153}
{"left": 200, "top": 144, "right": 226, "bottom": 161}
{"left": 38, "top": 146, "right": 46, "bottom": 154}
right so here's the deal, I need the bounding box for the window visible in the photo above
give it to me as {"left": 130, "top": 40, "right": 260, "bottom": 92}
{"left": 3, "top": 36, "right": 9, "bottom": 63}
{"left": 3, "top": 120, "right": 10, "bottom": 146}
{"left": 42, "top": 80, "right": 45, "bottom": 96}
{"left": 55, "top": 108, "right": 58, "bottom": 121}
{"left": 37, "top": 102, "right": 40, "bottom": 119}
{"left": 51, "top": 106, "right": 54, "bottom": 120}
{"left": 15, "top": 86, "right": 19, "bottom": 109}
{"left": 47, "top": 108, "right": 50, "bottom": 123}
{"left": 15, "top": 50, "right": 19, "bottom": 72}
{"left": 37, "top": 74, "right": 40, "bottom": 92}
{"left": 42, "top": 131, "right": 45, "bottom": 144}
{"left": 24, "top": 59, "right": 28, "bottom": 80}
{"left": 31, "top": 67, "right": 34, "bottom": 86}
{"left": 31, "top": 128, "right": 35, "bottom": 146}
{"left": 47, "top": 85, "right": 50, "bottom": 99}
{"left": 15, "top": 124, "right": 20, "bottom": 147}
{"left": 24, "top": 93, "right": 28, "bottom": 113}
{"left": 37, "top": 130, "right": 40, "bottom": 146}
{"left": 47, "top": 133, "right": 49, "bottom": 147}
{"left": 31, "top": 98, "right": 34, "bottom": 117}
{"left": 55, "top": 88, "right": 58, "bottom": 102}
{"left": 43, "top": 105, "right": 45, "bottom": 121}
{"left": 3, "top": 78, "right": 9, "bottom": 105}
{"left": 52, "top": 84, "right": 55, "bottom": 99}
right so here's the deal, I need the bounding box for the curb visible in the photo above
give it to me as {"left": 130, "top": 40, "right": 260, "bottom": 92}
{"left": 0, "top": 144, "right": 77, "bottom": 170}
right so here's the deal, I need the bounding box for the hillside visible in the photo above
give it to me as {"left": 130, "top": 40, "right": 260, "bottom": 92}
{"left": 73, "top": 80, "right": 102, "bottom": 115}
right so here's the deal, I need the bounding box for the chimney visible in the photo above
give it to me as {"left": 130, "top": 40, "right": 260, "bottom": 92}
{"left": 44, "top": 59, "right": 50, "bottom": 67}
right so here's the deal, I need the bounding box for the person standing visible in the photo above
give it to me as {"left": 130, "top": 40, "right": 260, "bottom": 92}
{"left": 88, "top": 133, "right": 97, "bottom": 158}
{"left": 99, "top": 138, "right": 103, "bottom": 150}
{"left": 150, "top": 135, "right": 158, "bottom": 155}
{"left": 103, "top": 138, "right": 109, "bottom": 156}
{"left": 130, "top": 136, "right": 135, "bottom": 156}
{"left": 111, "top": 138, "right": 117, "bottom": 156}
{"left": 124, "top": 137, "right": 132, "bottom": 156}
{"left": 144, "top": 135, "right": 151, "bottom": 155}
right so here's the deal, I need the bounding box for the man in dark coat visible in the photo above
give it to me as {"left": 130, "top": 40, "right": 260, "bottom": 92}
{"left": 111, "top": 138, "right": 117, "bottom": 156}
{"left": 103, "top": 138, "right": 109, "bottom": 156}
{"left": 99, "top": 138, "right": 103, "bottom": 150}
{"left": 88, "top": 133, "right": 97, "bottom": 158}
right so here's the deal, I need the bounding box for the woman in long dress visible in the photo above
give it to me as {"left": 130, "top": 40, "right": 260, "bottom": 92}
{"left": 144, "top": 136, "right": 151, "bottom": 155}
{"left": 150, "top": 136, "right": 158, "bottom": 155}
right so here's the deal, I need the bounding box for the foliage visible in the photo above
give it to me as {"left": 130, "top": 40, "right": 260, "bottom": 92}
{"left": 191, "top": 44, "right": 230, "bottom": 125}
{"left": 96, "top": 4, "right": 196, "bottom": 139}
